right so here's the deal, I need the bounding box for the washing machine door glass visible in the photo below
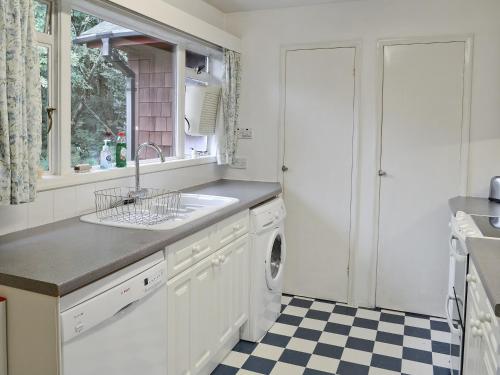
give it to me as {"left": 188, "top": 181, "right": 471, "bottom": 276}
{"left": 266, "top": 230, "right": 286, "bottom": 291}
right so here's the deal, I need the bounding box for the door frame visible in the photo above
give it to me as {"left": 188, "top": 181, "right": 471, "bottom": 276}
{"left": 277, "top": 40, "right": 362, "bottom": 305}
{"left": 373, "top": 35, "right": 474, "bottom": 307}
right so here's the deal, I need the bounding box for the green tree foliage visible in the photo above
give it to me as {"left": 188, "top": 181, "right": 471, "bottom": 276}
{"left": 70, "top": 10, "right": 127, "bottom": 166}
{"left": 34, "top": 1, "right": 49, "bottom": 33}
{"left": 35, "top": 1, "right": 49, "bottom": 170}
{"left": 39, "top": 46, "right": 49, "bottom": 170}
{"left": 34, "top": 4, "right": 128, "bottom": 168}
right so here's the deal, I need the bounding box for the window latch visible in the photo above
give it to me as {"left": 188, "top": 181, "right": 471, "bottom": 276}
{"left": 46, "top": 107, "right": 56, "bottom": 134}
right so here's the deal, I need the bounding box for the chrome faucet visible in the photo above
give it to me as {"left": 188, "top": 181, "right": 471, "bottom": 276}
{"left": 134, "top": 142, "right": 165, "bottom": 196}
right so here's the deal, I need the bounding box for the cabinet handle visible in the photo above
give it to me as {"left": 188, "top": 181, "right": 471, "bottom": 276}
{"left": 479, "top": 311, "right": 492, "bottom": 323}
{"left": 212, "top": 258, "right": 220, "bottom": 266}
{"left": 466, "top": 274, "right": 477, "bottom": 283}
{"left": 472, "top": 327, "right": 483, "bottom": 337}
{"left": 470, "top": 319, "right": 481, "bottom": 328}
{"left": 233, "top": 224, "right": 241, "bottom": 231}
{"left": 192, "top": 245, "right": 201, "bottom": 253}
{"left": 219, "top": 255, "right": 226, "bottom": 263}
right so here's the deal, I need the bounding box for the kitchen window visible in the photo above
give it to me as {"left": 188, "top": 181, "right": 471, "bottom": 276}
{"left": 70, "top": 9, "right": 176, "bottom": 166}
{"left": 35, "top": 0, "right": 52, "bottom": 34}
{"left": 35, "top": 0, "right": 56, "bottom": 172}
{"left": 184, "top": 50, "right": 222, "bottom": 157}
{"left": 33, "top": 0, "right": 222, "bottom": 189}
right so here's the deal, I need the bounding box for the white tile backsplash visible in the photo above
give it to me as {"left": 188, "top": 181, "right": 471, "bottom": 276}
{"left": 28, "top": 190, "right": 54, "bottom": 228}
{"left": 76, "top": 183, "right": 96, "bottom": 215}
{"left": 0, "top": 203, "right": 28, "bottom": 236}
{"left": 53, "top": 187, "right": 78, "bottom": 221}
{"left": 0, "top": 163, "right": 223, "bottom": 236}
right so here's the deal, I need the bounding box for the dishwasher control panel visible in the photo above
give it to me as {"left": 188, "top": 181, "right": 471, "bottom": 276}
{"left": 60, "top": 261, "right": 166, "bottom": 342}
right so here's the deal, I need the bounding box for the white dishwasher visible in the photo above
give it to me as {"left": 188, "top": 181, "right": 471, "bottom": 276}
{"left": 60, "top": 251, "right": 167, "bottom": 375}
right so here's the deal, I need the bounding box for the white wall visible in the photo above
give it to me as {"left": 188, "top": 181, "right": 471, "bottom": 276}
{"left": 224, "top": 0, "right": 500, "bottom": 307}
{"left": 0, "top": 163, "right": 224, "bottom": 236}
{"left": 161, "top": 0, "right": 226, "bottom": 29}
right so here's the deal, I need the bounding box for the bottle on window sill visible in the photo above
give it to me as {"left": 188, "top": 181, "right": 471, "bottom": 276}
{"left": 115, "top": 132, "right": 127, "bottom": 168}
{"left": 100, "top": 140, "right": 112, "bottom": 169}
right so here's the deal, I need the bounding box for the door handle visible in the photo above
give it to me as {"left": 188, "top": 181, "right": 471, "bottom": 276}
{"left": 378, "top": 170, "right": 387, "bottom": 177}
{"left": 282, "top": 165, "right": 289, "bottom": 172}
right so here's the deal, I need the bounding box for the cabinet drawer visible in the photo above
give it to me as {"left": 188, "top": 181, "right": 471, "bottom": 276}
{"left": 214, "top": 211, "right": 250, "bottom": 249}
{"left": 166, "top": 226, "right": 215, "bottom": 279}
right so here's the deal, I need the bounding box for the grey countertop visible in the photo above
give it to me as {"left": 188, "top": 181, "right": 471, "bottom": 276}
{"left": 466, "top": 237, "right": 500, "bottom": 317}
{"left": 0, "top": 179, "right": 281, "bottom": 297}
{"left": 449, "top": 196, "right": 500, "bottom": 217}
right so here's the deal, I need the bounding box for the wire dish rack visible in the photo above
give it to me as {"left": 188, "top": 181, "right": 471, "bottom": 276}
{"left": 94, "top": 187, "right": 181, "bottom": 226}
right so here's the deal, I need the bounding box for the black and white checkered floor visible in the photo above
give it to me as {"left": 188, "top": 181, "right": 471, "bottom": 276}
{"left": 212, "top": 294, "right": 459, "bottom": 375}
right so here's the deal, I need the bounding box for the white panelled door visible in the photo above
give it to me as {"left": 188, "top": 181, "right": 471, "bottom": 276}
{"left": 283, "top": 47, "right": 356, "bottom": 302}
{"left": 376, "top": 41, "right": 467, "bottom": 317}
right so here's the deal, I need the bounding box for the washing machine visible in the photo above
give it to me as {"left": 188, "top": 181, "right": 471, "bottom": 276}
{"left": 241, "top": 197, "right": 287, "bottom": 342}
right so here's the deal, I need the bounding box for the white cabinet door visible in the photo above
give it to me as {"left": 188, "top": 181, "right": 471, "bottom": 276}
{"left": 167, "top": 272, "right": 192, "bottom": 375}
{"left": 283, "top": 47, "right": 356, "bottom": 302}
{"left": 464, "top": 285, "right": 489, "bottom": 375}
{"left": 166, "top": 231, "right": 250, "bottom": 375}
{"left": 213, "top": 235, "right": 250, "bottom": 349}
{"left": 215, "top": 245, "right": 234, "bottom": 347}
{"left": 190, "top": 256, "right": 217, "bottom": 373}
{"left": 231, "top": 236, "right": 249, "bottom": 329}
{"left": 376, "top": 41, "right": 467, "bottom": 316}
{"left": 464, "top": 296, "right": 477, "bottom": 374}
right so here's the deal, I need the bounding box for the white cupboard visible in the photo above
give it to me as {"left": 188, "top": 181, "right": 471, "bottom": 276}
{"left": 191, "top": 256, "right": 217, "bottom": 373}
{"left": 167, "top": 233, "right": 250, "bottom": 375}
{"left": 463, "top": 261, "right": 500, "bottom": 375}
{"left": 167, "top": 272, "right": 192, "bottom": 375}
{"left": 376, "top": 40, "right": 470, "bottom": 316}
{"left": 232, "top": 238, "right": 250, "bottom": 330}
{"left": 216, "top": 243, "right": 235, "bottom": 348}
{"left": 282, "top": 46, "right": 357, "bottom": 303}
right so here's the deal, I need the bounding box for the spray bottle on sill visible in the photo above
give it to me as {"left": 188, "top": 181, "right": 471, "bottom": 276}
{"left": 100, "top": 140, "right": 112, "bottom": 169}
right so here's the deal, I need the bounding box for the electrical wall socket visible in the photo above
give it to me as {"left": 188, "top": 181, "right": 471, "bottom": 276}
{"left": 237, "top": 128, "right": 253, "bottom": 139}
{"left": 231, "top": 157, "right": 247, "bottom": 169}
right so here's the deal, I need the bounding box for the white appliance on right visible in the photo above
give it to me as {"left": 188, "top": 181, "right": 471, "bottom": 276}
{"left": 448, "top": 211, "right": 500, "bottom": 374}
{"left": 242, "top": 197, "right": 287, "bottom": 342}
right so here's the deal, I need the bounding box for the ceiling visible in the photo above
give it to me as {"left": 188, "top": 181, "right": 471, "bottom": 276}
{"left": 203, "top": 0, "right": 357, "bottom": 13}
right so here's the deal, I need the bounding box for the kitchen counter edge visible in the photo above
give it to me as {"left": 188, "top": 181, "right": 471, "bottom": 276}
{"left": 449, "top": 196, "right": 500, "bottom": 217}
{"left": 0, "top": 179, "right": 282, "bottom": 297}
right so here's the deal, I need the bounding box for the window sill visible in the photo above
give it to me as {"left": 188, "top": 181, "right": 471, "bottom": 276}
{"left": 37, "top": 155, "right": 217, "bottom": 192}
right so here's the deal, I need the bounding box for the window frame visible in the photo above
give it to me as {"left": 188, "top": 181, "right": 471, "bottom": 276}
{"left": 35, "top": 0, "right": 57, "bottom": 175}
{"left": 37, "top": 0, "right": 222, "bottom": 189}
{"left": 35, "top": 0, "right": 53, "bottom": 34}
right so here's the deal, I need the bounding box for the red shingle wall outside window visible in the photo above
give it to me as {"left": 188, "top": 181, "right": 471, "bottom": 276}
{"left": 128, "top": 49, "right": 175, "bottom": 160}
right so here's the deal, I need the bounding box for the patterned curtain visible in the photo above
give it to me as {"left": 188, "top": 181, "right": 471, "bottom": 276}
{"left": 217, "top": 49, "right": 241, "bottom": 165}
{"left": 0, "top": 0, "right": 41, "bottom": 205}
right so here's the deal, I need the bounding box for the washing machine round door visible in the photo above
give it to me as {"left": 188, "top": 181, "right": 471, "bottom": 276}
{"left": 265, "top": 229, "right": 286, "bottom": 291}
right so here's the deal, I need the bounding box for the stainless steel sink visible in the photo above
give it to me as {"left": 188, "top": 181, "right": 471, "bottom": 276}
{"left": 80, "top": 193, "right": 239, "bottom": 230}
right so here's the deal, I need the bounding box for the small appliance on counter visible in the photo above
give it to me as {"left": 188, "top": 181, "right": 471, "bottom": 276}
{"left": 489, "top": 176, "right": 500, "bottom": 202}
